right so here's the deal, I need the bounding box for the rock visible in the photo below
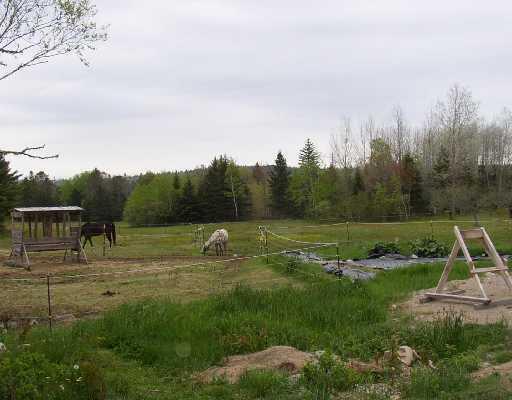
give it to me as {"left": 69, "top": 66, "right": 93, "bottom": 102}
{"left": 0, "top": 342, "right": 6, "bottom": 353}
{"left": 397, "top": 346, "right": 420, "bottom": 367}
{"left": 411, "top": 254, "right": 418, "bottom": 259}
{"left": 196, "top": 346, "right": 316, "bottom": 384}
{"left": 391, "top": 304, "right": 398, "bottom": 311}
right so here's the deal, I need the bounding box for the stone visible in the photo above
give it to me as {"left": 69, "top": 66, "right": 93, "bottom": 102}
{"left": 397, "top": 346, "right": 420, "bottom": 367}
{"left": 0, "top": 342, "right": 6, "bottom": 353}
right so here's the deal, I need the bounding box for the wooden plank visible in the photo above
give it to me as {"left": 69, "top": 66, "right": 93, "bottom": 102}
{"left": 435, "top": 240, "right": 460, "bottom": 292}
{"left": 424, "top": 292, "right": 490, "bottom": 304}
{"left": 460, "top": 228, "right": 484, "bottom": 239}
{"left": 471, "top": 267, "right": 508, "bottom": 274}
{"left": 481, "top": 228, "right": 506, "bottom": 268}
{"left": 419, "top": 289, "right": 465, "bottom": 303}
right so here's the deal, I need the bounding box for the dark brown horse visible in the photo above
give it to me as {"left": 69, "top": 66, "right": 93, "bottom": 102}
{"left": 81, "top": 222, "right": 116, "bottom": 248}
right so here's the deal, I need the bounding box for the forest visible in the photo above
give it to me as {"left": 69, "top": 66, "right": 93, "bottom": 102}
{"left": 1, "top": 84, "right": 512, "bottom": 226}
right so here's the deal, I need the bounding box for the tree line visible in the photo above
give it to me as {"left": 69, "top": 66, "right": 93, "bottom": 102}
{"left": 1, "top": 84, "right": 511, "bottom": 227}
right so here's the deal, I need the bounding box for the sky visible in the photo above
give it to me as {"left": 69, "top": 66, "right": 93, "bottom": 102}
{"left": 1, "top": 0, "right": 511, "bottom": 179}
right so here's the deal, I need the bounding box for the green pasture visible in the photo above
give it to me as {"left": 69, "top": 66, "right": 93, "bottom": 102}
{"left": 1, "top": 259, "right": 510, "bottom": 399}
{"left": 2, "top": 216, "right": 511, "bottom": 261}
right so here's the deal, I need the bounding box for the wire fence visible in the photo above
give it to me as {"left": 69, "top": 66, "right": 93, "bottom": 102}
{"left": 3, "top": 217, "right": 512, "bottom": 332}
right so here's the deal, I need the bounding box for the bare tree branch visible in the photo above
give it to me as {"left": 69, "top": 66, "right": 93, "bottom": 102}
{"left": 0, "top": 145, "right": 58, "bottom": 159}
{"left": 0, "top": 0, "right": 108, "bottom": 81}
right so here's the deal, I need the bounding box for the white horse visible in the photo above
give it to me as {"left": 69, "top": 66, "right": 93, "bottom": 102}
{"left": 202, "top": 229, "right": 229, "bottom": 256}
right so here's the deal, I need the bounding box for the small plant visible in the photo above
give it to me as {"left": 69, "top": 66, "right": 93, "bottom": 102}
{"left": 368, "top": 241, "right": 400, "bottom": 258}
{"left": 286, "top": 259, "right": 299, "bottom": 274}
{"left": 409, "top": 237, "right": 448, "bottom": 258}
{"left": 301, "top": 352, "right": 366, "bottom": 398}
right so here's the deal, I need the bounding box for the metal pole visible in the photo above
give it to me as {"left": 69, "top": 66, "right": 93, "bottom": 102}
{"left": 46, "top": 274, "right": 53, "bottom": 333}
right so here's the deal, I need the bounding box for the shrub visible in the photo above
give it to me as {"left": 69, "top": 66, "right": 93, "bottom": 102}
{"left": 286, "top": 259, "right": 298, "bottom": 274}
{"left": 409, "top": 237, "right": 448, "bottom": 258}
{"left": 301, "top": 352, "right": 366, "bottom": 398}
{"left": 0, "top": 350, "right": 105, "bottom": 400}
{"left": 368, "top": 241, "right": 400, "bottom": 258}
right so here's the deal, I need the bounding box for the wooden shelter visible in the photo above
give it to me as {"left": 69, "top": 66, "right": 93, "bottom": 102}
{"left": 8, "top": 207, "right": 88, "bottom": 268}
{"left": 423, "top": 226, "right": 512, "bottom": 305}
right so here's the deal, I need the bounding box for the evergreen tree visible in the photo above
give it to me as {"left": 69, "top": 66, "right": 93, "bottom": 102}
{"left": 400, "top": 154, "right": 425, "bottom": 214}
{"left": 177, "top": 176, "right": 199, "bottom": 222}
{"left": 0, "top": 156, "right": 19, "bottom": 228}
{"left": 172, "top": 172, "right": 181, "bottom": 190}
{"left": 268, "top": 151, "right": 291, "bottom": 217}
{"left": 82, "top": 169, "right": 113, "bottom": 221}
{"left": 298, "top": 138, "right": 321, "bottom": 169}
{"left": 293, "top": 139, "right": 321, "bottom": 217}
{"left": 197, "top": 157, "right": 232, "bottom": 221}
{"left": 19, "top": 171, "right": 59, "bottom": 206}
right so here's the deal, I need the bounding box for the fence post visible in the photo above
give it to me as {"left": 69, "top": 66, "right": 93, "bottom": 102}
{"left": 46, "top": 274, "right": 53, "bottom": 333}
{"left": 265, "top": 227, "right": 269, "bottom": 264}
{"left": 430, "top": 220, "right": 434, "bottom": 239}
{"left": 346, "top": 221, "right": 350, "bottom": 241}
{"left": 336, "top": 243, "right": 340, "bottom": 269}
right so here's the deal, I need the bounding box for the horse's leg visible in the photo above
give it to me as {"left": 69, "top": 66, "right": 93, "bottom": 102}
{"left": 88, "top": 236, "right": 94, "bottom": 247}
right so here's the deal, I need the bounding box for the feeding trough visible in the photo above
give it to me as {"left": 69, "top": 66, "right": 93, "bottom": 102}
{"left": 7, "top": 206, "right": 88, "bottom": 269}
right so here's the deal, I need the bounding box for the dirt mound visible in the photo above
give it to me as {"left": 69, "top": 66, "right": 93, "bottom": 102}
{"left": 196, "top": 346, "right": 316, "bottom": 384}
{"left": 401, "top": 273, "right": 512, "bottom": 324}
{"left": 472, "top": 361, "right": 512, "bottom": 390}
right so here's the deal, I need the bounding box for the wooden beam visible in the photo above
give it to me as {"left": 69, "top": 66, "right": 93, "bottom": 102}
{"left": 424, "top": 292, "right": 490, "bottom": 304}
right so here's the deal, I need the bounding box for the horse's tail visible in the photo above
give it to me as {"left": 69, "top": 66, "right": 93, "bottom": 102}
{"left": 111, "top": 223, "right": 117, "bottom": 245}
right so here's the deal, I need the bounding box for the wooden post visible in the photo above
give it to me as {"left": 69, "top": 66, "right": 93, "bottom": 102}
{"left": 28, "top": 215, "right": 32, "bottom": 238}
{"left": 34, "top": 213, "right": 38, "bottom": 239}
{"left": 336, "top": 244, "right": 340, "bottom": 269}
{"left": 265, "top": 227, "right": 269, "bottom": 264}
{"left": 47, "top": 274, "right": 53, "bottom": 333}
{"left": 430, "top": 220, "right": 434, "bottom": 239}
{"left": 346, "top": 221, "right": 350, "bottom": 241}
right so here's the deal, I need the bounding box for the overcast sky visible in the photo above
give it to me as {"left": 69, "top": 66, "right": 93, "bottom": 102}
{"left": 2, "top": 0, "right": 511, "bottom": 178}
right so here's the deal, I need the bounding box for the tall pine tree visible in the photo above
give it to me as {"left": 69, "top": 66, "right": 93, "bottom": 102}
{"left": 268, "top": 151, "right": 291, "bottom": 217}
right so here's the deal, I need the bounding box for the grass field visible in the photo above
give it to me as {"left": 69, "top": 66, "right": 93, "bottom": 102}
{"left": 1, "top": 217, "right": 512, "bottom": 399}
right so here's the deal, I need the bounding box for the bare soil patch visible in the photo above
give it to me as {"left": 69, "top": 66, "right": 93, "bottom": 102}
{"left": 196, "top": 346, "right": 316, "bottom": 383}
{"left": 401, "top": 273, "right": 512, "bottom": 324}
